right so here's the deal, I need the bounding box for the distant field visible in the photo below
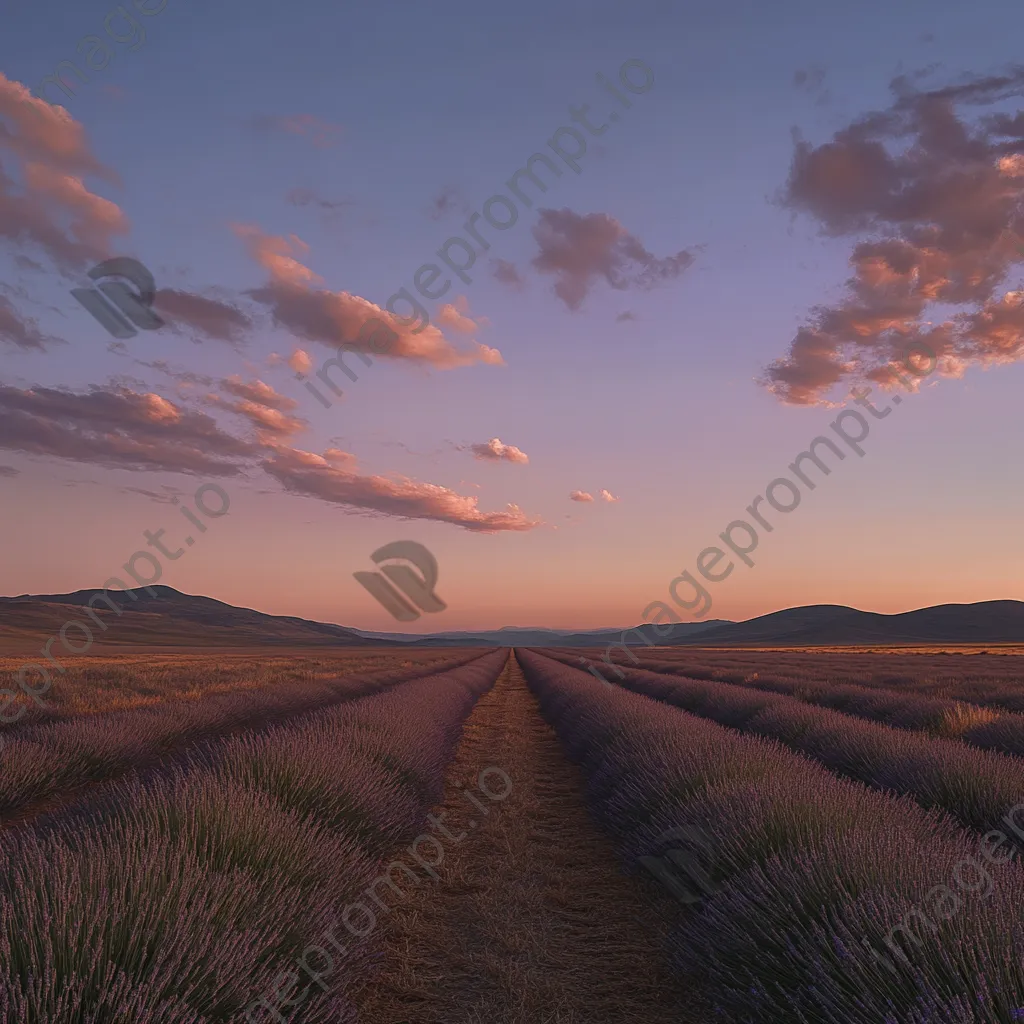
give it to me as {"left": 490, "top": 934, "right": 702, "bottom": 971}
{"left": 0, "top": 647, "right": 463, "bottom": 722}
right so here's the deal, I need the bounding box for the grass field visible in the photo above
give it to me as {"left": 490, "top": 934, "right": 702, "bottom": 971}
{"left": 4, "top": 645, "right": 1024, "bottom": 1021}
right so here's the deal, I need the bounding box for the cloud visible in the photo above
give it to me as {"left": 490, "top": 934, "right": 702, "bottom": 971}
{"left": 211, "top": 375, "right": 307, "bottom": 441}
{"left": 135, "top": 360, "right": 216, "bottom": 389}
{"left": 467, "top": 437, "right": 529, "bottom": 464}
{"left": 793, "top": 65, "right": 829, "bottom": 102}
{"left": 615, "top": 310, "right": 637, "bottom": 322}
{"left": 287, "top": 348, "right": 313, "bottom": 374}
{"left": 599, "top": 488, "right": 619, "bottom": 502}
{"left": 0, "top": 293, "right": 62, "bottom": 350}
{"left": 252, "top": 114, "right": 342, "bottom": 149}
{"left": 762, "top": 67, "right": 1024, "bottom": 404}
{"left": 262, "top": 445, "right": 542, "bottom": 533}
{"left": 153, "top": 288, "right": 253, "bottom": 343}
{"left": 122, "top": 485, "right": 180, "bottom": 503}
{"left": 570, "top": 490, "right": 594, "bottom": 502}
{"left": 436, "top": 295, "right": 486, "bottom": 334}
{"left": 286, "top": 187, "right": 353, "bottom": 213}
{"left": 234, "top": 224, "right": 504, "bottom": 369}
{"left": 429, "top": 185, "right": 468, "bottom": 220}
{"left": 0, "top": 464, "right": 18, "bottom": 477}
{"left": 491, "top": 259, "right": 525, "bottom": 290}
{"left": 0, "top": 381, "right": 257, "bottom": 475}
{"left": 0, "top": 75, "right": 127, "bottom": 272}
{"left": 531, "top": 208, "right": 696, "bottom": 311}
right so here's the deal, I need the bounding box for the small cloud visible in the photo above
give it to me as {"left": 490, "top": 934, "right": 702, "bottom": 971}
{"left": 0, "top": 465, "right": 19, "bottom": 477}
{"left": 570, "top": 490, "right": 594, "bottom": 502}
{"left": 436, "top": 295, "right": 486, "bottom": 334}
{"left": 122, "top": 485, "right": 179, "bottom": 503}
{"left": 213, "top": 375, "right": 307, "bottom": 441}
{"left": 287, "top": 348, "right": 313, "bottom": 374}
{"left": 153, "top": 288, "right": 253, "bottom": 344}
{"left": 429, "top": 185, "right": 469, "bottom": 221}
{"left": 468, "top": 437, "right": 529, "bottom": 464}
{"left": 252, "top": 114, "right": 342, "bottom": 149}
{"left": 491, "top": 259, "right": 525, "bottom": 290}
{"left": 531, "top": 208, "right": 696, "bottom": 311}
{"left": 286, "top": 187, "right": 353, "bottom": 212}
{"left": 599, "top": 488, "right": 619, "bottom": 502}
{"left": 0, "top": 294, "right": 62, "bottom": 350}
{"left": 615, "top": 310, "right": 637, "bottom": 322}
{"left": 793, "top": 65, "right": 827, "bottom": 93}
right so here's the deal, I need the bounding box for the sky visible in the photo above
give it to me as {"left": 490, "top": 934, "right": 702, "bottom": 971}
{"left": 0, "top": 0, "right": 1022, "bottom": 633}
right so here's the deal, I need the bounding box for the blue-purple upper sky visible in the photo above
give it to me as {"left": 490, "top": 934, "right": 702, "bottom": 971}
{"left": 0, "top": 0, "right": 1022, "bottom": 631}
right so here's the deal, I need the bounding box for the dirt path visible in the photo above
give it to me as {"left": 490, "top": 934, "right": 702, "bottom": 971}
{"left": 355, "top": 653, "right": 706, "bottom": 1024}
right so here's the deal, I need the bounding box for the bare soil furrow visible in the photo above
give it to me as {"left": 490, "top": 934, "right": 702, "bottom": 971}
{"left": 356, "top": 654, "right": 705, "bottom": 1024}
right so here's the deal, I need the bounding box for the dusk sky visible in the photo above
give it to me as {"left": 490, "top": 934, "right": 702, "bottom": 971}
{"left": 0, "top": 0, "right": 1022, "bottom": 632}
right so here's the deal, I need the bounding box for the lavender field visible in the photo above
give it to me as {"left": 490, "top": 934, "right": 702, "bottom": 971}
{"left": 6, "top": 643, "right": 1024, "bottom": 1021}
{"left": 0, "top": 648, "right": 507, "bottom": 1021}
{"left": 6, "top": 643, "right": 1024, "bottom": 1019}
{"left": 520, "top": 648, "right": 1024, "bottom": 1022}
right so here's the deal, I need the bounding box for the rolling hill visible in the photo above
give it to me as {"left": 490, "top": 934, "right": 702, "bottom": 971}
{"left": 662, "top": 601, "right": 1024, "bottom": 646}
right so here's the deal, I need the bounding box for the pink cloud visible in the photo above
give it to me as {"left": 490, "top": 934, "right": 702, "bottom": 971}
{"left": 262, "top": 445, "right": 543, "bottom": 533}
{"left": 491, "top": 259, "right": 525, "bottom": 290}
{"left": 0, "top": 381, "right": 257, "bottom": 475}
{"left": 570, "top": 490, "right": 594, "bottom": 502}
{"left": 531, "top": 208, "right": 696, "bottom": 311}
{"left": 0, "top": 74, "right": 126, "bottom": 273}
{"left": 287, "top": 348, "right": 313, "bottom": 374}
{"left": 0, "top": 294, "right": 61, "bottom": 350}
{"left": 468, "top": 437, "right": 529, "bottom": 464}
{"left": 436, "top": 295, "right": 485, "bottom": 334}
{"left": 233, "top": 224, "right": 504, "bottom": 369}
{"left": 763, "top": 68, "right": 1024, "bottom": 404}
{"left": 152, "top": 289, "right": 253, "bottom": 344}
{"left": 599, "top": 489, "right": 619, "bottom": 502}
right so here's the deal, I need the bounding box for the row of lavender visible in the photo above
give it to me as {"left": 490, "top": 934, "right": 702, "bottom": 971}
{"left": 517, "top": 649, "right": 1024, "bottom": 1023}
{"left": 613, "top": 651, "right": 1024, "bottom": 757}
{"left": 616, "top": 649, "right": 1024, "bottom": 714}
{"left": 0, "top": 649, "right": 484, "bottom": 824}
{"left": 544, "top": 649, "right": 1024, "bottom": 842}
{"left": 0, "top": 648, "right": 508, "bottom": 1022}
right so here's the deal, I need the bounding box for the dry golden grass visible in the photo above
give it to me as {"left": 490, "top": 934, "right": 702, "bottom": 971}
{"left": 934, "top": 701, "right": 1001, "bottom": 738}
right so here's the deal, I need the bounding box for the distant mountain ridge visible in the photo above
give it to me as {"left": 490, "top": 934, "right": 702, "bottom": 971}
{"left": 0, "top": 586, "right": 380, "bottom": 649}
{"left": 661, "top": 601, "right": 1024, "bottom": 646}
{"left": 0, "top": 587, "right": 1021, "bottom": 650}
{"left": 0, "top": 587, "right": 727, "bottom": 650}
